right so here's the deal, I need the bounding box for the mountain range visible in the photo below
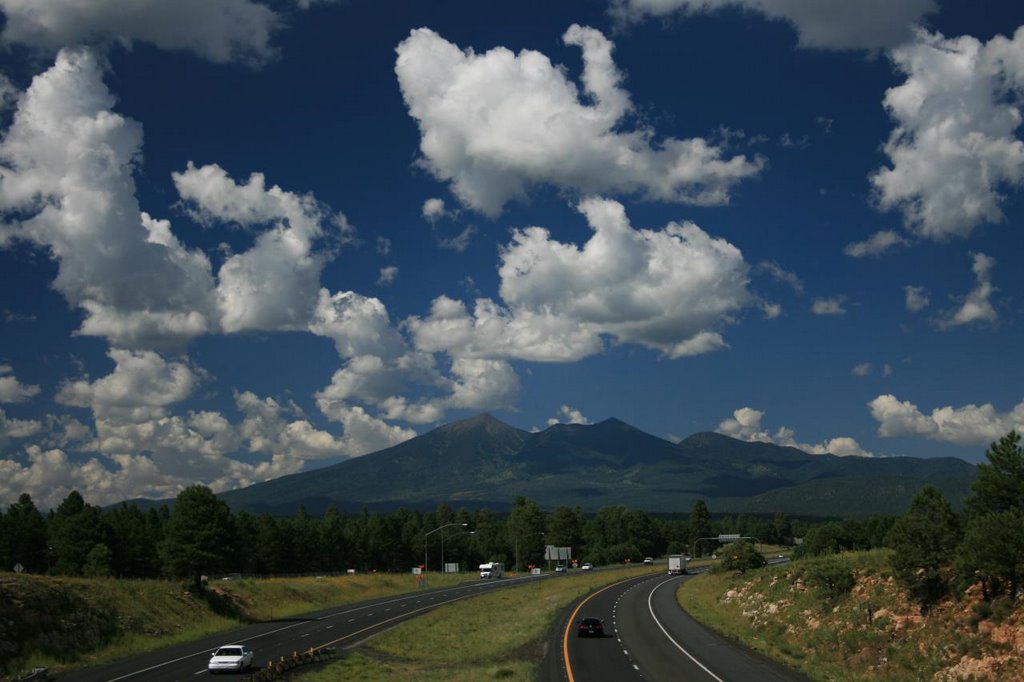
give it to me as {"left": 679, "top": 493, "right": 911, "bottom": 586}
{"left": 214, "top": 414, "right": 978, "bottom": 517}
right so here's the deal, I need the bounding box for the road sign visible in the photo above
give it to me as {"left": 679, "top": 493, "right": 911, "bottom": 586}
{"left": 545, "top": 545, "right": 572, "bottom": 561}
{"left": 717, "top": 534, "right": 742, "bottom": 543}
{"left": 13, "top": 563, "right": 23, "bottom": 573}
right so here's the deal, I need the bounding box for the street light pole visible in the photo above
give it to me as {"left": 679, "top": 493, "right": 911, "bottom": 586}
{"left": 515, "top": 532, "right": 544, "bottom": 573}
{"left": 425, "top": 522, "right": 467, "bottom": 573}
{"left": 442, "top": 529, "right": 475, "bottom": 574}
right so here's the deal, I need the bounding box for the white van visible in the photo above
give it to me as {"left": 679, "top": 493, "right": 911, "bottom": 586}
{"left": 479, "top": 561, "right": 505, "bottom": 579}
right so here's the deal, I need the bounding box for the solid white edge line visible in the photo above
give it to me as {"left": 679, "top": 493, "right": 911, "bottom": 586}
{"left": 104, "top": 574, "right": 543, "bottom": 681}
{"left": 647, "top": 577, "right": 726, "bottom": 682}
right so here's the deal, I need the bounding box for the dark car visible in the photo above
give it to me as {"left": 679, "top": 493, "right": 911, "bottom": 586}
{"left": 577, "top": 617, "right": 605, "bottom": 637}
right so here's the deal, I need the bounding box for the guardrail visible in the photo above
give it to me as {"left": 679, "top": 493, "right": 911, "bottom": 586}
{"left": 243, "top": 646, "right": 338, "bottom": 681}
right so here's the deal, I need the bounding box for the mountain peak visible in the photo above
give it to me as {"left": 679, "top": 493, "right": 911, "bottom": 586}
{"left": 439, "top": 413, "right": 513, "bottom": 435}
{"left": 214, "top": 415, "right": 977, "bottom": 517}
{"left": 680, "top": 431, "right": 736, "bottom": 447}
{"left": 594, "top": 416, "right": 634, "bottom": 430}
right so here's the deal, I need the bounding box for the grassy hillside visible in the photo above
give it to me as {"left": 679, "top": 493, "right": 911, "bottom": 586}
{"left": 0, "top": 571, "right": 465, "bottom": 676}
{"left": 678, "top": 550, "right": 1024, "bottom": 681}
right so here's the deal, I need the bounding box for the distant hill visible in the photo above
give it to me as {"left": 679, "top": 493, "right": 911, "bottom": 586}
{"left": 215, "top": 414, "right": 977, "bottom": 517}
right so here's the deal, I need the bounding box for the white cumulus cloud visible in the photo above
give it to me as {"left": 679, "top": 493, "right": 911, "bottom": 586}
{"left": 760, "top": 302, "right": 783, "bottom": 319}
{"left": 0, "top": 0, "right": 280, "bottom": 65}
{"left": 395, "top": 25, "right": 763, "bottom": 216}
{"left": 811, "top": 297, "right": 846, "bottom": 315}
{"left": 0, "top": 443, "right": 308, "bottom": 510}
{"left": 0, "top": 49, "right": 220, "bottom": 350}
{"left": 871, "top": 27, "right": 1024, "bottom": 240}
{"left": 0, "top": 369, "right": 40, "bottom": 403}
{"left": 937, "top": 252, "right": 998, "bottom": 329}
{"left": 609, "top": 0, "right": 938, "bottom": 51}
{"left": 313, "top": 403, "right": 416, "bottom": 457}
{"left": 844, "top": 230, "right": 910, "bottom": 258}
{"left": 377, "top": 266, "right": 399, "bottom": 286}
{"left": 757, "top": 261, "right": 804, "bottom": 294}
{"left": 422, "top": 198, "right": 448, "bottom": 222}
{"left": 869, "top": 394, "right": 1024, "bottom": 446}
{"left": 905, "top": 285, "right": 930, "bottom": 311}
{"left": 0, "top": 408, "right": 42, "bottom": 447}
{"left": 310, "top": 289, "right": 519, "bottom": 425}
{"left": 173, "top": 162, "right": 351, "bottom": 334}
{"left": 852, "top": 362, "right": 873, "bottom": 377}
{"left": 408, "top": 197, "right": 751, "bottom": 361}
{"left": 55, "top": 349, "right": 198, "bottom": 422}
{"left": 717, "top": 406, "right": 875, "bottom": 456}
{"left": 547, "top": 405, "right": 592, "bottom": 426}
{"left": 0, "top": 51, "right": 364, "bottom": 351}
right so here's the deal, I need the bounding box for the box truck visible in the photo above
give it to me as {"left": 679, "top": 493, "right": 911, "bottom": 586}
{"left": 479, "top": 562, "right": 505, "bottom": 579}
{"left": 667, "top": 555, "right": 687, "bottom": 575}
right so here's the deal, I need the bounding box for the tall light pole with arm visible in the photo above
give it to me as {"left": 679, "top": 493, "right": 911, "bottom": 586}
{"left": 515, "top": 531, "right": 545, "bottom": 573}
{"left": 442, "top": 529, "right": 474, "bottom": 574}
{"left": 424, "top": 522, "right": 467, "bottom": 573}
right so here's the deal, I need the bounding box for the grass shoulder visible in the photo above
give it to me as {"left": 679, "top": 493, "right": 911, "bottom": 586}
{"left": 677, "top": 550, "right": 1024, "bottom": 681}
{"left": 300, "top": 566, "right": 659, "bottom": 682}
{"left": 1, "top": 570, "right": 467, "bottom": 675}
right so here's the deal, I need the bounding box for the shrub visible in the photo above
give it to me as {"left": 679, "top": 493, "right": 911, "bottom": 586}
{"left": 801, "top": 555, "right": 856, "bottom": 600}
{"left": 717, "top": 541, "right": 766, "bottom": 574}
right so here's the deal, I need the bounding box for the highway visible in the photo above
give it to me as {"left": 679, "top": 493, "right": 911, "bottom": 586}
{"left": 548, "top": 569, "right": 812, "bottom": 682}
{"left": 57, "top": 573, "right": 544, "bottom": 682}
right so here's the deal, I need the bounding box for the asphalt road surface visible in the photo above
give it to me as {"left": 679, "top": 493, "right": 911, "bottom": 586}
{"left": 548, "top": 570, "right": 812, "bottom": 682}
{"left": 57, "top": 573, "right": 544, "bottom": 682}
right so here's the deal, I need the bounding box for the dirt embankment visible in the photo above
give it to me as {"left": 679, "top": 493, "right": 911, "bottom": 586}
{"left": 0, "top": 573, "right": 238, "bottom": 676}
{"left": 685, "top": 553, "right": 1024, "bottom": 681}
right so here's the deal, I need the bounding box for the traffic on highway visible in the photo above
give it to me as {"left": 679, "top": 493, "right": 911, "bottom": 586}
{"left": 56, "top": 572, "right": 546, "bottom": 682}
{"left": 549, "top": 560, "right": 807, "bottom": 682}
{"left": 55, "top": 556, "right": 800, "bottom": 682}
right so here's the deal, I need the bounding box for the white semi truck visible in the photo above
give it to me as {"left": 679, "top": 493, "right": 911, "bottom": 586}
{"left": 479, "top": 561, "right": 505, "bottom": 579}
{"left": 667, "top": 555, "right": 687, "bottom": 575}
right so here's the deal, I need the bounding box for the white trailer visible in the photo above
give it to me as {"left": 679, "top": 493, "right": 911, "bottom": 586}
{"left": 479, "top": 562, "right": 505, "bottom": 579}
{"left": 667, "top": 555, "right": 687, "bottom": 575}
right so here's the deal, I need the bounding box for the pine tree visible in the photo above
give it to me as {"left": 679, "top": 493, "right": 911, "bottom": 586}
{"left": 507, "top": 497, "right": 545, "bottom": 570}
{"left": 49, "top": 491, "right": 110, "bottom": 576}
{"left": 83, "top": 543, "right": 114, "bottom": 577}
{"left": 320, "top": 505, "right": 348, "bottom": 571}
{"left": 886, "top": 485, "right": 960, "bottom": 606}
{"left": 159, "top": 485, "right": 235, "bottom": 588}
{"left": 107, "top": 503, "right": 161, "bottom": 577}
{"left": 967, "top": 431, "right": 1024, "bottom": 516}
{"left": 548, "top": 505, "right": 585, "bottom": 549}
{"left": 956, "top": 509, "right": 1024, "bottom": 599}
{"left": 6, "top": 494, "right": 48, "bottom": 573}
{"left": 688, "top": 500, "right": 713, "bottom": 557}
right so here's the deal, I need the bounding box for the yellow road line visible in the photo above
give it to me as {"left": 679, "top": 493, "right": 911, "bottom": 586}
{"left": 562, "top": 575, "right": 648, "bottom": 682}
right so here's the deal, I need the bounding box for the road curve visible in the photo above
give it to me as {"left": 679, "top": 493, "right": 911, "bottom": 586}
{"left": 57, "top": 574, "right": 544, "bottom": 682}
{"left": 547, "top": 571, "right": 811, "bottom": 682}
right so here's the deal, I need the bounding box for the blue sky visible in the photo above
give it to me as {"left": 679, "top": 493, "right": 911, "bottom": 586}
{"left": 1, "top": 0, "right": 1023, "bottom": 509}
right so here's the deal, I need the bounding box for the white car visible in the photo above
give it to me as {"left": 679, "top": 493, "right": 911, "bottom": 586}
{"left": 555, "top": 565, "right": 567, "bottom": 572}
{"left": 581, "top": 562, "right": 593, "bottom": 571}
{"left": 643, "top": 557, "right": 654, "bottom": 564}
{"left": 208, "top": 645, "right": 254, "bottom": 674}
